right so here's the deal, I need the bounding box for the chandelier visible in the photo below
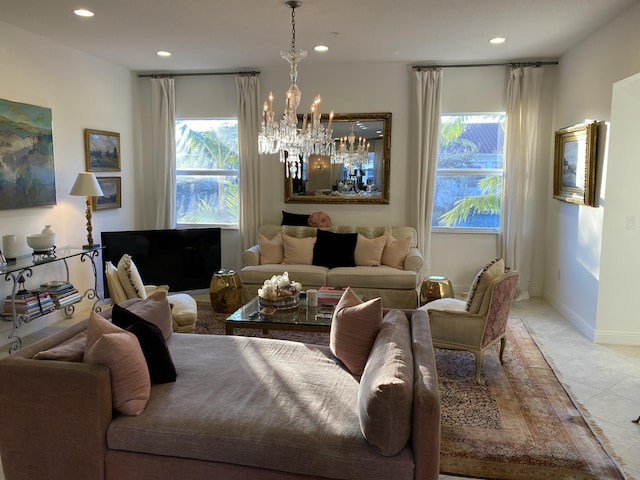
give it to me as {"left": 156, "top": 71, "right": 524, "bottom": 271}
{"left": 331, "top": 122, "right": 370, "bottom": 172}
{"left": 258, "top": 0, "right": 334, "bottom": 179}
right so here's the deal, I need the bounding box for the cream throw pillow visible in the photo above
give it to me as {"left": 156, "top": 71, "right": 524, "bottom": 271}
{"left": 105, "top": 261, "right": 129, "bottom": 304}
{"left": 358, "top": 309, "right": 414, "bottom": 456}
{"left": 282, "top": 234, "right": 316, "bottom": 265}
{"left": 259, "top": 233, "right": 284, "bottom": 264}
{"left": 354, "top": 233, "right": 388, "bottom": 266}
{"left": 381, "top": 235, "right": 411, "bottom": 269}
{"left": 330, "top": 288, "right": 383, "bottom": 375}
{"left": 117, "top": 254, "right": 146, "bottom": 300}
{"left": 466, "top": 258, "right": 505, "bottom": 314}
{"left": 83, "top": 311, "right": 151, "bottom": 416}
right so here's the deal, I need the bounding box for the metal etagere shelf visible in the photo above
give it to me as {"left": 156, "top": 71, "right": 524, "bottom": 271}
{"left": 1, "top": 245, "right": 104, "bottom": 353}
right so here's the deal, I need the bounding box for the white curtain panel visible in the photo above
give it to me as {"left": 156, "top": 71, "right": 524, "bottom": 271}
{"left": 411, "top": 68, "right": 443, "bottom": 275}
{"left": 501, "top": 66, "right": 545, "bottom": 300}
{"left": 235, "top": 75, "right": 261, "bottom": 251}
{"left": 148, "top": 77, "right": 176, "bottom": 229}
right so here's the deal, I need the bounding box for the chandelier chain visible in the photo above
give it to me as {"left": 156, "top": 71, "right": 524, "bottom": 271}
{"left": 291, "top": 6, "right": 296, "bottom": 52}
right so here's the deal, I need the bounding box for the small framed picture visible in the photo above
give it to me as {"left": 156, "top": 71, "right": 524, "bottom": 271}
{"left": 84, "top": 129, "right": 121, "bottom": 172}
{"left": 92, "top": 177, "right": 121, "bottom": 210}
{"left": 553, "top": 121, "right": 598, "bottom": 207}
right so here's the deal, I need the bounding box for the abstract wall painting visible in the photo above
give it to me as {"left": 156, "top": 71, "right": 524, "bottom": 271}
{"left": 0, "top": 98, "right": 57, "bottom": 210}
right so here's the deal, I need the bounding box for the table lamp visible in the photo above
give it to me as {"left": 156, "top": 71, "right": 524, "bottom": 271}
{"left": 70, "top": 172, "right": 104, "bottom": 249}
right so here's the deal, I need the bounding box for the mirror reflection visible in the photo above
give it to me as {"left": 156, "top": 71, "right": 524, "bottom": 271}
{"left": 285, "top": 112, "right": 391, "bottom": 204}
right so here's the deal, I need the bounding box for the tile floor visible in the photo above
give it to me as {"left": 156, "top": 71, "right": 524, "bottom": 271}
{"left": 1, "top": 297, "right": 639, "bottom": 480}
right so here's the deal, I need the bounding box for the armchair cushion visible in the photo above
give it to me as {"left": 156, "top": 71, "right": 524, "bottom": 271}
{"left": 117, "top": 254, "right": 146, "bottom": 300}
{"left": 105, "top": 261, "right": 128, "bottom": 305}
{"left": 330, "top": 288, "right": 383, "bottom": 375}
{"left": 466, "top": 257, "right": 505, "bottom": 314}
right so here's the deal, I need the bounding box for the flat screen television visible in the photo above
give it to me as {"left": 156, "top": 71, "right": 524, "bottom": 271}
{"left": 101, "top": 228, "right": 221, "bottom": 295}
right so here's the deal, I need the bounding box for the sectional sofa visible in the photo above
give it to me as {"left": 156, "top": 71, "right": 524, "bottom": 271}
{"left": 240, "top": 225, "right": 424, "bottom": 309}
{"left": 0, "top": 293, "right": 441, "bottom": 480}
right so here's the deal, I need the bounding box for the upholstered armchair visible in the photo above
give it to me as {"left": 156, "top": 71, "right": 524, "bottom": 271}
{"left": 104, "top": 255, "right": 198, "bottom": 333}
{"left": 420, "top": 260, "right": 518, "bottom": 384}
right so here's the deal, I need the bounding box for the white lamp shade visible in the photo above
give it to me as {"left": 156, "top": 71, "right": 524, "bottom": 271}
{"left": 70, "top": 172, "right": 104, "bottom": 197}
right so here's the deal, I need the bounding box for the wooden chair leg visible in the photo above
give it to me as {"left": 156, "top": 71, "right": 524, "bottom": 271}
{"left": 499, "top": 337, "right": 507, "bottom": 365}
{"left": 475, "top": 353, "right": 483, "bottom": 384}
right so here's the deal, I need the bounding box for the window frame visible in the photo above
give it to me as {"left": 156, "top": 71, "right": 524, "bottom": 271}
{"left": 431, "top": 112, "right": 505, "bottom": 234}
{"left": 175, "top": 117, "right": 240, "bottom": 229}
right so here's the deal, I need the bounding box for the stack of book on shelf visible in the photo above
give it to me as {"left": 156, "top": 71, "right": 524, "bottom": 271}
{"left": 3, "top": 290, "right": 56, "bottom": 320}
{"left": 40, "top": 281, "right": 82, "bottom": 309}
{"left": 317, "top": 286, "right": 347, "bottom": 306}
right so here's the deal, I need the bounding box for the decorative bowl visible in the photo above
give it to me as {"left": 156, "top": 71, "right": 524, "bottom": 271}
{"left": 26, "top": 233, "right": 56, "bottom": 251}
{"left": 258, "top": 293, "right": 300, "bottom": 310}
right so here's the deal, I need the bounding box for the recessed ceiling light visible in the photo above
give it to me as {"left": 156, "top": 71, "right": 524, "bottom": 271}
{"left": 73, "top": 8, "right": 94, "bottom": 17}
{"left": 489, "top": 37, "right": 506, "bottom": 45}
{"left": 314, "top": 45, "right": 329, "bottom": 52}
{"left": 156, "top": 51, "right": 172, "bottom": 57}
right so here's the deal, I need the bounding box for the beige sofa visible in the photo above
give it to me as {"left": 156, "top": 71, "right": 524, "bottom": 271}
{"left": 241, "top": 225, "right": 424, "bottom": 309}
{"left": 0, "top": 306, "right": 440, "bottom": 480}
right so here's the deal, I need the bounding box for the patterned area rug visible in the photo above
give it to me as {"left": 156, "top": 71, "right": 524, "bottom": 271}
{"left": 195, "top": 302, "right": 627, "bottom": 480}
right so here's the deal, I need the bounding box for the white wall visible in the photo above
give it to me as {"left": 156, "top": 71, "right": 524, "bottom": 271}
{"left": 543, "top": 1, "right": 640, "bottom": 343}
{"left": 0, "top": 22, "right": 137, "bottom": 352}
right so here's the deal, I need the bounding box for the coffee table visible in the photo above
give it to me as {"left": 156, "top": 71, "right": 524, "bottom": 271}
{"left": 225, "top": 297, "right": 334, "bottom": 335}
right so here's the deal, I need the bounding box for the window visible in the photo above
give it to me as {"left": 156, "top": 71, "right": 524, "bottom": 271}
{"left": 432, "top": 113, "right": 506, "bottom": 230}
{"left": 175, "top": 119, "right": 239, "bottom": 226}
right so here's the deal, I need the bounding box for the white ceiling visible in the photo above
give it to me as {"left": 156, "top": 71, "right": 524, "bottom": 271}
{"left": 0, "top": 0, "right": 637, "bottom": 72}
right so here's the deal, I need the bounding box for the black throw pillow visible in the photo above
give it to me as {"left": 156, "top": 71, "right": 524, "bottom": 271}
{"left": 281, "top": 210, "right": 311, "bottom": 226}
{"left": 312, "top": 229, "right": 358, "bottom": 269}
{"left": 112, "top": 304, "right": 177, "bottom": 384}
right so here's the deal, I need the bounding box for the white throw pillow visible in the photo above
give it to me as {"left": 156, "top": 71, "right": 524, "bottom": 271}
{"left": 117, "top": 254, "right": 147, "bottom": 300}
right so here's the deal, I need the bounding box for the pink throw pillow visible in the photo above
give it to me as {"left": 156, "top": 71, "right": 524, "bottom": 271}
{"left": 83, "top": 311, "right": 151, "bottom": 416}
{"left": 123, "top": 290, "right": 174, "bottom": 341}
{"left": 330, "top": 288, "right": 383, "bottom": 375}
{"left": 259, "top": 233, "right": 284, "bottom": 264}
{"left": 381, "top": 235, "right": 411, "bottom": 269}
{"left": 354, "top": 233, "right": 388, "bottom": 266}
{"left": 308, "top": 211, "right": 332, "bottom": 227}
{"left": 282, "top": 234, "right": 316, "bottom": 265}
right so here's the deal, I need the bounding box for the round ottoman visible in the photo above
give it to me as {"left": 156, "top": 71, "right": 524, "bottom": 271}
{"left": 168, "top": 293, "right": 198, "bottom": 333}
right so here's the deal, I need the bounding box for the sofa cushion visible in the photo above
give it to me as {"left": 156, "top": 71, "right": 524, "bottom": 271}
{"left": 381, "top": 235, "right": 411, "bottom": 269}
{"left": 281, "top": 210, "right": 310, "bottom": 226}
{"left": 105, "top": 260, "right": 129, "bottom": 304}
{"left": 240, "top": 264, "right": 328, "bottom": 289}
{"left": 33, "top": 331, "right": 87, "bottom": 362}
{"left": 354, "top": 233, "right": 388, "bottom": 266}
{"left": 466, "top": 257, "right": 505, "bottom": 314}
{"left": 112, "top": 305, "right": 177, "bottom": 384}
{"left": 83, "top": 311, "right": 150, "bottom": 416}
{"left": 327, "top": 266, "right": 417, "bottom": 290}
{"left": 313, "top": 229, "right": 358, "bottom": 269}
{"left": 123, "top": 290, "right": 174, "bottom": 341}
{"left": 259, "top": 232, "right": 284, "bottom": 264}
{"left": 107, "top": 333, "right": 415, "bottom": 480}
{"left": 117, "top": 254, "right": 146, "bottom": 300}
{"left": 282, "top": 234, "right": 316, "bottom": 265}
{"left": 330, "top": 288, "right": 383, "bottom": 375}
{"left": 359, "top": 309, "right": 414, "bottom": 456}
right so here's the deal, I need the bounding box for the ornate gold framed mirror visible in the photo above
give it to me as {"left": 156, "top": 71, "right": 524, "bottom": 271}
{"left": 284, "top": 112, "right": 391, "bottom": 204}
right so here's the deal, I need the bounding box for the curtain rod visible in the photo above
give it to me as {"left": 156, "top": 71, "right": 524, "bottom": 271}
{"left": 413, "top": 61, "right": 558, "bottom": 70}
{"left": 138, "top": 70, "right": 260, "bottom": 78}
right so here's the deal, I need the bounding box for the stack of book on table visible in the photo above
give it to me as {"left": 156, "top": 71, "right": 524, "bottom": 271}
{"left": 40, "top": 281, "right": 82, "bottom": 308}
{"left": 3, "top": 290, "right": 56, "bottom": 320}
{"left": 317, "top": 286, "right": 347, "bottom": 306}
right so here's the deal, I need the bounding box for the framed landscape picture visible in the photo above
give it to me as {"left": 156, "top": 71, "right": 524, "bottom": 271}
{"left": 92, "top": 176, "right": 121, "bottom": 210}
{"left": 553, "top": 121, "right": 598, "bottom": 207}
{"left": 85, "top": 129, "right": 121, "bottom": 172}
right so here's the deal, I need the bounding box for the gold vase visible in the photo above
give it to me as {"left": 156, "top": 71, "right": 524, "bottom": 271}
{"left": 210, "top": 269, "right": 243, "bottom": 314}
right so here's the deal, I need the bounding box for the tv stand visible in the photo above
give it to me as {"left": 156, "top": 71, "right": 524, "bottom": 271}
{"left": 1, "top": 245, "right": 104, "bottom": 353}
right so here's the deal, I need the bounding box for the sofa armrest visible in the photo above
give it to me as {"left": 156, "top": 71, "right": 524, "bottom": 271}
{"left": 404, "top": 247, "right": 424, "bottom": 282}
{"left": 0, "top": 357, "right": 112, "bottom": 480}
{"left": 242, "top": 244, "right": 260, "bottom": 266}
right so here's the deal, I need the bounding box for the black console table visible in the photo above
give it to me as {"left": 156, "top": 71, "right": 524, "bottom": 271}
{"left": 1, "top": 245, "right": 104, "bottom": 353}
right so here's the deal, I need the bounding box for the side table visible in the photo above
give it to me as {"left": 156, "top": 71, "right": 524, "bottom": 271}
{"left": 210, "top": 269, "right": 243, "bottom": 314}
{"left": 420, "top": 275, "right": 454, "bottom": 306}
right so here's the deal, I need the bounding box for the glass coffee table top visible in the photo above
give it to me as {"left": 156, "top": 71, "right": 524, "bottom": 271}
{"left": 225, "top": 297, "right": 334, "bottom": 334}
